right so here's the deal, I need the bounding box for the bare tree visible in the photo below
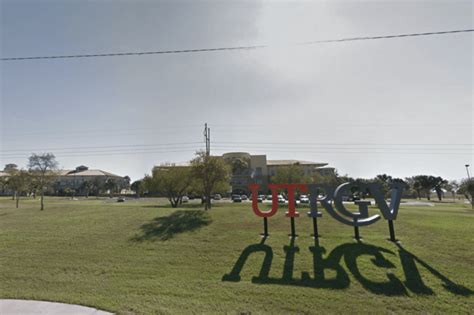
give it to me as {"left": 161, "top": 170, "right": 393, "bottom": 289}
{"left": 28, "top": 153, "right": 59, "bottom": 210}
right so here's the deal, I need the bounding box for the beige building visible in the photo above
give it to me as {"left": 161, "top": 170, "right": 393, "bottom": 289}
{"left": 1, "top": 165, "right": 128, "bottom": 196}
{"left": 223, "top": 152, "right": 335, "bottom": 194}
{"left": 152, "top": 152, "right": 336, "bottom": 195}
{"left": 54, "top": 165, "right": 129, "bottom": 194}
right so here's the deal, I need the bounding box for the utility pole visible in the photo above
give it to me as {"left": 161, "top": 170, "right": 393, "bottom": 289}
{"left": 204, "top": 123, "right": 210, "bottom": 156}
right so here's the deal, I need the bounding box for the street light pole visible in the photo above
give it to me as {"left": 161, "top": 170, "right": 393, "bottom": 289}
{"left": 466, "top": 164, "right": 471, "bottom": 180}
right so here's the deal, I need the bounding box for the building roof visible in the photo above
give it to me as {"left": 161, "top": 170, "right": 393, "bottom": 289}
{"left": 59, "top": 169, "right": 123, "bottom": 177}
{"left": 0, "top": 171, "right": 10, "bottom": 177}
{"left": 267, "top": 159, "right": 328, "bottom": 167}
{"left": 154, "top": 161, "right": 192, "bottom": 169}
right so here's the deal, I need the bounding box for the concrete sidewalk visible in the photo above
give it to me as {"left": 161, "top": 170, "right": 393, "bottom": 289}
{"left": 0, "top": 299, "right": 113, "bottom": 315}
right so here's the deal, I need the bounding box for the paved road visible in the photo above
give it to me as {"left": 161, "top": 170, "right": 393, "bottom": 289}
{"left": 0, "top": 300, "right": 113, "bottom": 315}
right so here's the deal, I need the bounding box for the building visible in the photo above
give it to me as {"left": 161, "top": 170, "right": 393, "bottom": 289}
{"left": 222, "top": 152, "right": 335, "bottom": 194}
{"left": 0, "top": 165, "right": 129, "bottom": 196}
{"left": 152, "top": 152, "right": 335, "bottom": 195}
{"left": 54, "top": 165, "right": 129, "bottom": 194}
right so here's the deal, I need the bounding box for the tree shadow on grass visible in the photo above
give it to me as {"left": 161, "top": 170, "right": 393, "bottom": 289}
{"left": 142, "top": 203, "right": 219, "bottom": 210}
{"left": 132, "top": 210, "right": 212, "bottom": 241}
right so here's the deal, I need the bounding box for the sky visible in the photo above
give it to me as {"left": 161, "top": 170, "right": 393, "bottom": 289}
{"left": 0, "top": 0, "right": 472, "bottom": 182}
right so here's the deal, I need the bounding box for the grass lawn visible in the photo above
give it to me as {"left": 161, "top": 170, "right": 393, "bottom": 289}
{"left": 0, "top": 196, "right": 473, "bottom": 314}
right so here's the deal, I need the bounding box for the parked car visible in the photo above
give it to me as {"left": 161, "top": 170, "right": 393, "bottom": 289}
{"left": 241, "top": 195, "right": 248, "bottom": 201}
{"left": 277, "top": 195, "right": 286, "bottom": 204}
{"left": 300, "top": 195, "right": 309, "bottom": 204}
{"left": 213, "top": 194, "right": 222, "bottom": 200}
{"left": 266, "top": 195, "right": 272, "bottom": 200}
{"left": 182, "top": 196, "right": 189, "bottom": 203}
{"left": 348, "top": 195, "right": 361, "bottom": 202}
{"left": 258, "top": 195, "right": 265, "bottom": 202}
{"left": 232, "top": 195, "right": 242, "bottom": 202}
{"left": 117, "top": 197, "right": 125, "bottom": 202}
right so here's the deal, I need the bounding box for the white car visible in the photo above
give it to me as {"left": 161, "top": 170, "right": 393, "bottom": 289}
{"left": 277, "top": 195, "right": 286, "bottom": 204}
{"left": 300, "top": 195, "right": 309, "bottom": 204}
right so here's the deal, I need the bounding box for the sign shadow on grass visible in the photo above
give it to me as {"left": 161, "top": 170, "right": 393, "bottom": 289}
{"left": 131, "top": 210, "right": 212, "bottom": 241}
{"left": 223, "top": 239, "right": 472, "bottom": 296}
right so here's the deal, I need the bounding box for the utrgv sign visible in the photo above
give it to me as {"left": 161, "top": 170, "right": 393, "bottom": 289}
{"left": 249, "top": 182, "right": 405, "bottom": 241}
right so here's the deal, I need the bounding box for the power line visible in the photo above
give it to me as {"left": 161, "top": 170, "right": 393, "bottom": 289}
{"left": 1, "top": 146, "right": 469, "bottom": 159}
{"left": 0, "top": 146, "right": 202, "bottom": 157}
{"left": 0, "top": 148, "right": 203, "bottom": 159}
{"left": 212, "top": 141, "right": 473, "bottom": 146}
{"left": 0, "top": 142, "right": 202, "bottom": 153}
{"left": 210, "top": 148, "right": 472, "bottom": 156}
{"left": 2, "top": 29, "right": 472, "bottom": 61}
{"left": 0, "top": 141, "right": 471, "bottom": 156}
{"left": 1, "top": 125, "right": 203, "bottom": 137}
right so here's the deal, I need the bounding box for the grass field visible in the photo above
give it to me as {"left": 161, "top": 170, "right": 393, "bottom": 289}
{"left": 0, "top": 196, "right": 473, "bottom": 314}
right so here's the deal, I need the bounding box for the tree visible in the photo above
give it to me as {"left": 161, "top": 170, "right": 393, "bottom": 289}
{"left": 229, "top": 157, "right": 250, "bottom": 175}
{"left": 91, "top": 177, "right": 104, "bottom": 196}
{"left": 28, "top": 153, "right": 59, "bottom": 210}
{"left": 3, "top": 164, "right": 17, "bottom": 200}
{"left": 191, "top": 151, "right": 231, "bottom": 210}
{"left": 80, "top": 180, "right": 92, "bottom": 198}
{"left": 459, "top": 178, "right": 474, "bottom": 209}
{"left": 144, "top": 166, "right": 193, "bottom": 208}
{"left": 405, "top": 176, "right": 423, "bottom": 199}
{"left": 409, "top": 175, "right": 432, "bottom": 200}
{"left": 122, "top": 176, "right": 131, "bottom": 191}
{"left": 372, "top": 174, "right": 393, "bottom": 197}
{"left": 131, "top": 180, "right": 143, "bottom": 196}
{"left": 3, "top": 163, "right": 18, "bottom": 172}
{"left": 407, "top": 175, "right": 447, "bottom": 201}
{"left": 311, "top": 172, "right": 339, "bottom": 186}
{"left": 445, "top": 180, "right": 459, "bottom": 202}
{"left": 431, "top": 176, "right": 448, "bottom": 201}
{"left": 0, "top": 176, "right": 8, "bottom": 195}
{"left": 104, "top": 178, "right": 118, "bottom": 197}
{"left": 7, "top": 169, "right": 31, "bottom": 208}
{"left": 271, "top": 163, "right": 306, "bottom": 184}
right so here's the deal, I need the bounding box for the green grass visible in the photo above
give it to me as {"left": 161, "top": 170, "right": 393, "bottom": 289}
{"left": 0, "top": 196, "right": 473, "bottom": 314}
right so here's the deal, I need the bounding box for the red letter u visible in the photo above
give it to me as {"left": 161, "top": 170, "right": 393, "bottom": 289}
{"left": 249, "top": 184, "right": 279, "bottom": 218}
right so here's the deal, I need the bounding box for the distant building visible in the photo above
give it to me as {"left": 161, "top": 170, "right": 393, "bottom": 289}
{"left": 222, "top": 152, "right": 334, "bottom": 194}
{"left": 0, "top": 165, "right": 129, "bottom": 196}
{"left": 54, "top": 166, "right": 129, "bottom": 194}
{"left": 152, "top": 152, "right": 335, "bottom": 195}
